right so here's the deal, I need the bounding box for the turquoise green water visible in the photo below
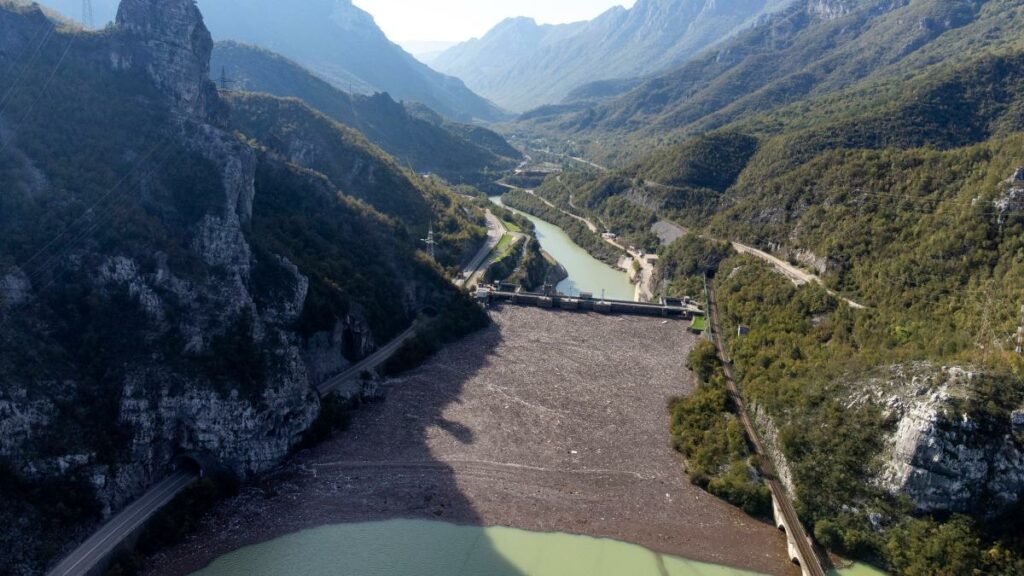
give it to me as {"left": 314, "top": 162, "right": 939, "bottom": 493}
{"left": 490, "top": 196, "right": 635, "bottom": 300}
{"left": 192, "top": 520, "right": 765, "bottom": 576}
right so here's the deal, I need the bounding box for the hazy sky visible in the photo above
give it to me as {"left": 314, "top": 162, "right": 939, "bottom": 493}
{"left": 352, "top": 0, "right": 637, "bottom": 44}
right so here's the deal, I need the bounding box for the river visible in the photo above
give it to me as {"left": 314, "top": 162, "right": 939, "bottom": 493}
{"left": 188, "top": 198, "right": 890, "bottom": 576}
{"left": 490, "top": 196, "right": 635, "bottom": 301}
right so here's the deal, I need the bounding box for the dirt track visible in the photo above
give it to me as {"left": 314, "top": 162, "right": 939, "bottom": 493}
{"left": 145, "top": 307, "right": 796, "bottom": 575}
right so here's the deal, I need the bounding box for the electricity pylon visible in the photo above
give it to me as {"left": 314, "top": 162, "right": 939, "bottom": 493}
{"left": 421, "top": 225, "right": 437, "bottom": 260}
{"left": 81, "top": 0, "right": 94, "bottom": 28}
{"left": 1016, "top": 304, "right": 1024, "bottom": 355}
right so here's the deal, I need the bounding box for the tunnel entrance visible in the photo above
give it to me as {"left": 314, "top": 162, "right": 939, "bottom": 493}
{"left": 173, "top": 452, "right": 222, "bottom": 478}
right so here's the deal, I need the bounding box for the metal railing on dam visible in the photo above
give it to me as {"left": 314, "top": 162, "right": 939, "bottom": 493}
{"left": 478, "top": 286, "right": 705, "bottom": 319}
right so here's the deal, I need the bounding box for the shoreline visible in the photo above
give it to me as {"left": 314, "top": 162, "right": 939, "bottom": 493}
{"left": 142, "top": 308, "right": 796, "bottom": 576}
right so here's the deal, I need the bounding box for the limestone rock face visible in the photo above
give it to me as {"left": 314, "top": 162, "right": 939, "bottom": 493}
{"left": 855, "top": 364, "right": 1024, "bottom": 516}
{"left": 113, "top": 0, "right": 218, "bottom": 119}
{"left": 0, "top": 267, "right": 32, "bottom": 308}
{"left": 0, "top": 0, "right": 373, "bottom": 526}
{"left": 806, "top": 0, "right": 856, "bottom": 20}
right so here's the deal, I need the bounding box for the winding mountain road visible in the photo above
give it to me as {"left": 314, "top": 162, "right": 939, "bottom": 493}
{"left": 456, "top": 209, "right": 507, "bottom": 288}
{"left": 317, "top": 323, "right": 420, "bottom": 398}
{"left": 730, "top": 242, "right": 866, "bottom": 309}
{"left": 543, "top": 149, "right": 869, "bottom": 308}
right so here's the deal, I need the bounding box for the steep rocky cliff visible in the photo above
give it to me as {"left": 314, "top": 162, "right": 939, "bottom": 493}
{"left": 852, "top": 364, "right": 1024, "bottom": 516}
{"left": 806, "top": 0, "right": 858, "bottom": 20}
{"left": 0, "top": 1, "right": 468, "bottom": 572}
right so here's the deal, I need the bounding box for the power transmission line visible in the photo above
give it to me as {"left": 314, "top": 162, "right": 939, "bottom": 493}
{"left": 19, "top": 141, "right": 177, "bottom": 290}
{"left": 0, "top": 33, "right": 77, "bottom": 159}
{"left": 0, "top": 20, "right": 57, "bottom": 119}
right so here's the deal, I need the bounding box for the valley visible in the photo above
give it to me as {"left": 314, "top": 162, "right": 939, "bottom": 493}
{"left": 137, "top": 307, "right": 797, "bottom": 576}
{"left": 3, "top": 0, "right": 1024, "bottom": 575}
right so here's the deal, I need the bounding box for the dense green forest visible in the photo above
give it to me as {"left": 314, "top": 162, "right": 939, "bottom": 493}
{"left": 671, "top": 341, "right": 771, "bottom": 517}
{"left": 504, "top": 1, "right": 1024, "bottom": 573}
{"left": 0, "top": 3, "right": 492, "bottom": 572}
{"left": 212, "top": 41, "right": 519, "bottom": 187}
{"left": 226, "top": 92, "right": 488, "bottom": 271}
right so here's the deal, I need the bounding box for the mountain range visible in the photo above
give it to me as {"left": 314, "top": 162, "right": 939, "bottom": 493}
{"left": 211, "top": 41, "right": 520, "bottom": 186}
{"left": 432, "top": 0, "right": 796, "bottom": 112}
{"left": 497, "top": 3, "right": 1024, "bottom": 570}
{"left": 0, "top": 0, "right": 488, "bottom": 571}
{"left": 35, "top": 0, "right": 507, "bottom": 123}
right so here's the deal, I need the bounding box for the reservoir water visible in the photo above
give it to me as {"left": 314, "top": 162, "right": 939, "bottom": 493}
{"left": 191, "top": 520, "right": 887, "bottom": 576}
{"left": 191, "top": 200, "right": 891, "bottom": 576}
{"left": 191, "top": 520, "right": 762, "bottom": 576}
{"left": 489, "top": 196, "right": 635, "bottom": 301}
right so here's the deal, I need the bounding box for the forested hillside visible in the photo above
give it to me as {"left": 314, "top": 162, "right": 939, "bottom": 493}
{"left": 212, "top": 42, "right": 520, "bottom": 187}
{"left": 508, "top": 0, "right": 1024, "bottom": 572}
{"left": 522, "top": 0, "right": 1024, "bottom": 163}
{"left": 0, "top": 1, "right": 486, "bottom": 572}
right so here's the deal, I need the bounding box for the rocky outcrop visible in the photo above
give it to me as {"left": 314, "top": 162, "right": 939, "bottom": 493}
{"left": 112, "top": 0, "right": 220, "bottom": 121}
{"left": 0, "top": 267, "right": 32, "bottom": 308}
{"left": 993, "top": 168, "right": 1024, "bottom": 231}
{"left": 806, "top": 0, "right": 856, "bottom": 20}
{"left": 110, "top": 356, "right": 318, "bottom": 514}
{"left": 0, "top": 1, "right": 462, "bottom": 572}
{"left": 852, "top": 364, "right": 1024, "bottom": 516}
{"left": 752, "top": 403, "right": 798, "bottom": 496}
{"left": 768, "top": 242, "right": 834, "bottom": 275}
{"left": 1, "top": 0, "right": 365, "bottom": 530}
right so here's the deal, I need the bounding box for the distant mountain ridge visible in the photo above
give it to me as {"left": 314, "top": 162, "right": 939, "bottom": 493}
{"left": 34, "top": 0, "right": 508, "bottom": 122}
{"left": 432, "top": 0, "right": 796, "bottom": 112}
{"left": 520, "top": 0, "right": 1019, "bottom": 161}
{"left": 212, "top": 41, "right": 520, "bottom": 185}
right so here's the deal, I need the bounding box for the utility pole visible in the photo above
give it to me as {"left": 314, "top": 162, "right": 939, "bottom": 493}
{"left": 218, "top": 66, "right": 236, "bottom": 92}
{"left": 1016, "top": 304, "right": 1024, "bottom": 355}
{"left": 81, "top": 0, "right": 93, "bottom": 28}
{"left": 421, "top": 224, "right": 437, "bottom": 261}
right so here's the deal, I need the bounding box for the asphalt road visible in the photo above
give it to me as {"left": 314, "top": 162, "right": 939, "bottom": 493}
{"left": 731, "top": 242, "right": 867, "bottom": 309}
{"left": 48, "top": 471, "right": 198, "bottom": 576}
{"left": 52, "top": 307, "right": 422, "bottom": 576}
{"left": 316, "top": 323, "right": 420, "bottom": 398}
{"left": 456, "top": 209, "right": 505, "bottom": 288}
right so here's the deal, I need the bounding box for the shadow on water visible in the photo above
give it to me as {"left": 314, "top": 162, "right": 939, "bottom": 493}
{"left": 173, "top": 323, "right": 529, "bottom": 576}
